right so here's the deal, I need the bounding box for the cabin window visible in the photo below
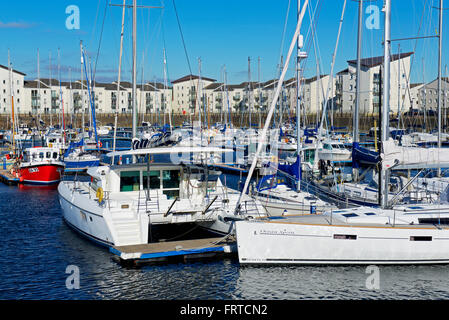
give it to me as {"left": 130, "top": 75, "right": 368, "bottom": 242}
{"left": 364, "top": 212, "right": 376, "bottom": 216}
{"left": 162, "top": 170, "right": 180, "bottom": 199}
{"left": 323, "top": 144, "right": 332, "bottom": 150}
{"left": 120, "top": 171, "right": 140, "bottom": 192}
{"left": 162, "top": 170, "right": 180, "bottom": 189}
{"left": 39, "top": 152, "right": 44, "bottom": 159}
{"left": 143, "top": 170, "right": 161, "bottom": 190}
{"left": 342, "top": 213, "right": 358, "bottom": 218}
{"left": 46, "top": 152, "right": 51, "bottom": 159}
{"left": 334, "top": 234, "right": 357, "bottom": 240}
{"left": 53, "top": 152, "right": 58, "bottom": 159}
{"left": 410, "top": 236, "right": 432, "bottom": 241}
{"left": 418, "top": 218, "right": 449, "bottom": 225}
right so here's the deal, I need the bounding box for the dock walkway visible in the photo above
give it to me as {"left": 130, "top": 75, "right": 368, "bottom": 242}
{"left": 110, "top": 237, "right": 236, "bottom": 265}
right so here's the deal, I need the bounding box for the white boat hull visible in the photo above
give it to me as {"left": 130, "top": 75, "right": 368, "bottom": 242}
{"left": 236, "top": 219, "right": 449, "bottom": 264}
{"left": 58, "top": 183, "right": 114, "bottom": 247}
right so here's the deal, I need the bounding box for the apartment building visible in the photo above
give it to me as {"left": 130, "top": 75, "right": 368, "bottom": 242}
{"left": 335, "top": 52, "right": 413, "bottom": 115}
{"left": 171, "top": 74, "right": 216, "bottom": 114}
{"left": 0, "top": 64, "right": 25, "bottom": 114}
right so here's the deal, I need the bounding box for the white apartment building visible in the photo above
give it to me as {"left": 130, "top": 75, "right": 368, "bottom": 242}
{"left": 417, "top": 78, "right": 449, "bottom": 113}
{"left": 335, "top": 52, "right": 413, "bottom": 115}
{"left": 409, "top": 83, "right": 424, "bottom": 111}
{"left": 171, "top": 75, "right": 216, "bottom": 114}
{"left": 0, "top": 64, "right": 25, "bottom": 114}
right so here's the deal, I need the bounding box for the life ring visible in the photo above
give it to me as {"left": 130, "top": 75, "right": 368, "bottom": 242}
{"left": 96, "top": 187, "right": 104, "bottom": 203}
{"left": 98, "top": 141, "right": 103, "bottom": 148}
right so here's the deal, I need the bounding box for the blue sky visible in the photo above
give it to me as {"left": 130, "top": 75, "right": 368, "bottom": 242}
{"left": 0, "top": 0, "right": 446, "bottom": 85}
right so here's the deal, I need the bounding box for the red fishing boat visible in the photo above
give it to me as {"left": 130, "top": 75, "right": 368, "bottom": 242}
{"left": 15, "top": 147, "right": 65, "bottom": 185}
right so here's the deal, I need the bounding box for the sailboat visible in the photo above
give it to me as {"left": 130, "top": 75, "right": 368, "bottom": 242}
{"left": 236, "top": 0, "right": 449, "bottom": 265}
{"left": 57, "top": 1, "right": 268, "bottom": 248}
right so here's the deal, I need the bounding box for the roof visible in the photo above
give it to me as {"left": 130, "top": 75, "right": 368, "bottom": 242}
{"left": 171, "top": 74, "right": 216, "bottom": 84}
{"left": 24, "top": 80, "right": 50, "bottom": 89}
{"left": 0, "top": 64, "right": 26, "bottom": 76}
{"left": 337, "top": 68, "right": 349, "bottom": 75}
{"left": 204, "top": 83, "right": 224, "bottom": 90}
{"left": 347, "top": 52, "right": 414, "bottom": 69}
{"left": 304, "top": 74, "right": 328, "bottom": 84}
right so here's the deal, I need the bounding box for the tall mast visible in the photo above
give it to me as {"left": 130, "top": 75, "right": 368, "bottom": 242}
{"left": 49, "top": 51, "right": 53, "bottom": 127}
{"left": 236, "top": 0, "right": 309, "bottom": 210}
{"left": 132, "top": 0, "right": 138, "bottom": 140}
{"left": 381, "top": 0, "right": 391, "bottom": 209}
{"left": 163, "top": 48, "right": 172, "bottom": 129}
{"left": 80, "top": 41, "right": 84, "bottom": 132}
{"left": 437, "top": 0, "right": 443, "bottom": 176}
{"left": 296, "top": 0, "right": 307, "bottom": 192}
{"left": 37, "top": 49, "right": 40, "bottom": 117}
{"left": 112, "top": 0, "right": 126, "bottom": 165}
{"left": 247, "top": 57, "right": 252, "bottom": 129}
{"left": 69, "top": 67, "right": 73, "bottom": 131}
{"left": 8, "top": 50, "right": 16, "bottom": 155}
{"left": 353, "top": 0, "right": 363, "bottom": 182}
{"left": 258, "top": 56, "right": 262, "bottom": 128}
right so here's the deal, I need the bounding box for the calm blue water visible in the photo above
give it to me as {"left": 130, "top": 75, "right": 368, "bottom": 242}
{"left": 2, "top": 180, "right": 449, "bottom": 300}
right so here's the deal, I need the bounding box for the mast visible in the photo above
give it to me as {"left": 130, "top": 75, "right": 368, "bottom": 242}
{"left": 132, "top": 0, "right": 138, "bottom": 140}
{"left": 236, "top": 0, "right": 309, "bottom": 211}
{"left": 112, "top": 0, "right": 126, "bottom": 165}
{"left": 69, "top": 67, "right": 73, "bottom": 131}
{"left": 58, "top": 48, "right": 65, "bottom": 145}
{"left": 353, "top": 0, "right": 363, "bottom": 182}
{"left": 163, "top": 48, "right": 172, "bottom": 130}
{"left": 80, "top": 41, "right": 85, "bottom": 132}
{"left": 258, "top": 57, "right": 262, "bottom": 128}
{"left": 380, "top": 0, "right": 391, "bottom": 209}
{"left": 437, "top": 0, "right": 443, "bottom": 176}
{"left": 247, "top": 57, "right": 252, "bottom": 129}
{"left": 8, "top": 50, "right": 16, "bottom": 156}
{"left": 296, "top": 0, "right": 307, "bottom": 192}
{"left": 49, "top": 51, "right": 53, "bottom": 128}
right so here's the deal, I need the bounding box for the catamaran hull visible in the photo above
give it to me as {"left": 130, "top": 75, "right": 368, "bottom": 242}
{"left": 236, "top": 220, "right": 449, "bottom": 264}
{"left": 58, "top": 183, "right": 114, "bottom": 247}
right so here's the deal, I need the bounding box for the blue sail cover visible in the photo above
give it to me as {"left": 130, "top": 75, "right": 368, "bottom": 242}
{"left": 64, "top": 138, "right": 84, "bottom": 157}
{"left": 352, "top": 142, "right": 380, "bottom": 167}
{"left": 256, "top": 156, "right": 302, "bottom": 191}
{"left": 278, "top": 155, "right": 301, "bottom": 179}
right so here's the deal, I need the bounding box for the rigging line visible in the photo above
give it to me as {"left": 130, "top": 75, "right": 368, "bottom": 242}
{"left": 93, "top": 0, "right": 110, "bottom": 82}
{"left": 275, "top": 0, "right": 291, "bottom": 78}
{"left": 319, "top": 0, "right": 347, "bottom": 134}
{"left": 307, "top": 0, "right": 324, "bottom": 127}
{"left": 89, "top": 0, "right": 103, "bottom": 47}
{"left": 298, "top": 0, "right": 322, "bottom": 90}
{"left": 172, "top": 0, "right": 193, "bottom": 79}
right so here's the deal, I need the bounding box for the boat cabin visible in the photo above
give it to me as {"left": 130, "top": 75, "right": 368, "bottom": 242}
{"left": 22, "top": 147, "right": 62, "bottom": 164}
{"left": 88, "top": 163, "right": 222, "bottom": 201}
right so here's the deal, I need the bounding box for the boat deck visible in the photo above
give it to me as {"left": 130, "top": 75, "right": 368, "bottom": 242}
{"left": 260, "top": 214, "right": 449, "bottom": 230}
{"left": 110, "top": 237, "right": 236, "bottom": 265}
{"left": 0, "top": 169, "right": 19, "bottom": 185}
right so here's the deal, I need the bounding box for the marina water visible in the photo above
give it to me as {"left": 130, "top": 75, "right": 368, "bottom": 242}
{"left": 2, "top": 171, "right": 449, "bottom": 299}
